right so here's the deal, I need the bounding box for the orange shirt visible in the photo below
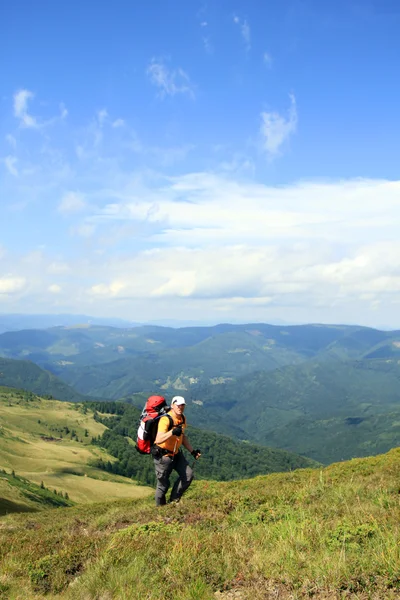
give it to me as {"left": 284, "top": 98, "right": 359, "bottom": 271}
{"left": 156, "top": 412, "right": 186, "bottom": 455}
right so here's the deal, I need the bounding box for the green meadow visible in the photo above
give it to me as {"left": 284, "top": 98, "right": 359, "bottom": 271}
{"left": 1, "top": 447, "right": 400, "bottom": 599}
{"left": 0, "top": 387, "right": 152, "bottom": 508}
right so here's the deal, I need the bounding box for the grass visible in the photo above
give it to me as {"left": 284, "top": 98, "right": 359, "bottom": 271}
{"left": 0, "top": 387, "right": 152, "bottom": 506}
{"left": 0, "top": 470, "right": 72, "bottom": 516}
{"left": 1, "top": 447, "right": 400, "bottom": 599}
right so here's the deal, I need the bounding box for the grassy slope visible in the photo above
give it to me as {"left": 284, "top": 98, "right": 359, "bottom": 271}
{"left": 0, "top": 388, "right": 152, "bottom": 506}
{"left": 0, "top": 470, "right": 73, "bottom": 516}
{"left": 0, "top": 447, "right": 399, "bottom": 599}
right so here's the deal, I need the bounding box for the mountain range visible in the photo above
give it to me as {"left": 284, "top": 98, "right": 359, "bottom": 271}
{"left": 0, "top": 321, "right": 400, "bottom": 466}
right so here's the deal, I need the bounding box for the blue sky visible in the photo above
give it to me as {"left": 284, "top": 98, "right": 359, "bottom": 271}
{"left": 1, "top": 0, "right": 400, "bottom": 326}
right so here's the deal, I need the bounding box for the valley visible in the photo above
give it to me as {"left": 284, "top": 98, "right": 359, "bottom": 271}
{"left": 1, "top": 322, "right": 400, "bottom": 466}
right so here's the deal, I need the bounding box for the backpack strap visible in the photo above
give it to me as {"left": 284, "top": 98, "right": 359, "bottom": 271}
{"left": 163, "top": 413, "right": 185, "bottom": 431}
{"left": 165, "top": 413, "right": 174, "bottom": 430}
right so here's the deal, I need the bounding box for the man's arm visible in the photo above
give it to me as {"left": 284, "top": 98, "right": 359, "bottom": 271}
{"left": 183, "top": 435, "right": 201, "bottom": 459}
{"left": 154, "top": 418, "right": 183, "bottom": 445}
{"left": 155, "top": 429, "right": 175, "bottom": 444}
{"left": 182, "top": 434, "right": 194, "bottom": 454}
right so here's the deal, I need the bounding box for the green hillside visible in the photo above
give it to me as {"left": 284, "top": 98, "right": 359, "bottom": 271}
{"left": 1, "top": 448, "right": 400, "bottom": 599}
{"left": 51, "top": 325, "right": 399, "bottom": 398}
{"left": 189, "top": 358, "right": 400, "bottom": 464}
{"left": 0, "top": 388, "right": 317, "bottom": 513}
{"left": 86, "top": 401, "right": 318, "bottom": 486}
{"left": 0, "top": 357, "right": 86, "bottom": 402}
{"left": 0, "top": 387, "right": 152, "bottom": 507}
{"left": 0, "top": 470, "right": 73, "bottom": 516}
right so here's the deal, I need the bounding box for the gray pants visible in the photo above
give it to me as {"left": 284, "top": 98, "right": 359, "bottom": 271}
{"left": 153, "top": 451, "right": 194, "bottom": 506}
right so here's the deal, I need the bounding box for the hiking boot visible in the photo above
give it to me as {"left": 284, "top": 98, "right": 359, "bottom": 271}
{"left": 169, "top": 497, "right": 181, "bottom": 505}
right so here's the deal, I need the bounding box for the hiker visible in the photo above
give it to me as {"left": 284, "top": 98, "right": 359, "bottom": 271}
{"left": 152, "top": 395, "right": 201, "bottom": 506}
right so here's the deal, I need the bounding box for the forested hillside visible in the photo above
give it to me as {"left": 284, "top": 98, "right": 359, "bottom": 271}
{"left": 1, "top": 322, "right": 400, "bottom": 467}
{"left": 2, "top": 323, "right": 400, "bottom": 399}
{"left": 190, "top": 358, "right": 400, "bottom": 463}
{"left": 0, "top": 357, "right": 86, "bottom": 401}
{"left": 88, "top": 401, "right": 318, "bottom": 485}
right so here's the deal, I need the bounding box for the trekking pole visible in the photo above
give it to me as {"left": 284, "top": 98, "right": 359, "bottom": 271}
{"left": 191, "top": 451, "right": 201, "bottom": 471}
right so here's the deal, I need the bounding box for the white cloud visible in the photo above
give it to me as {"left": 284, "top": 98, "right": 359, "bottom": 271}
{"left": 203, "top": 36, "right": 213, "bottom": 54}
{"left": 241, "top": 20, "right": 251, "bottom": 51}
{"left": 4, "top": 156, "right": 18, "bottom": 176}
{"left": 260, "top": 94, "right": 298, "bottom": 157}
{"left": 13, "top": 89, "right": 37, "bottom": 128}
{"left": 233, "top": 15, "right": 251, "bottom": 51}
{"left": 47, "top": 262, "right": 71, "bottom": 275}
{"left": 0, "top": 276, "right": 26, "bottom": 295}
{"left": 77, "top": 175, "right": 400, "bottom": 319}
{"left": 112, "top": 118, "right": 125, "bottom": 128}
{"left": 97, "top": 109, "right": 108, "bottom": 126}
{"left": 90, "top": 280, "right": 127, "bottom": 297}
{"left": 147, "top": 59, "right": 195, "bottom": 98}
{"left": 263, "top": 52, "right": 273, "bottom": 67}
{"left": 60, "top": 103, "right": 68, "bottom": 119}
{"left": 13, "top": 89, "right": 68, "bottom": 129}
{"left": 2, "top": 172, "right": 400, "bottom": 326}
{"left": 72, "top": 223, "right": 96, "bottom": 237}
{"left": 58, "top": 191, "right": 86, "bottom": 214}
{"left": 3, "top": 89, "right": 400, "bottom": 326}
{"left": 48, "top": 284, "right": 62, "bottom": 294}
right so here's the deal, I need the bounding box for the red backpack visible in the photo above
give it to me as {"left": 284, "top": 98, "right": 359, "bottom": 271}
{"left": 135, "top": 395, "right": 173, "bottom": 454}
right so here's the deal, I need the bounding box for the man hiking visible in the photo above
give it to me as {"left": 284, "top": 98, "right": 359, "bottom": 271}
{"left": 152, "top": 395, "right": 201, "bottom": 506}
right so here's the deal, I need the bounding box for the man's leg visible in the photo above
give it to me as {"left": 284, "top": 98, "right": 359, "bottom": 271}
{"left": 169, "top": 452, "right": 194, "bottom": 503}
{"left": 153, "top": 456, "right": 173, "bottom": 506}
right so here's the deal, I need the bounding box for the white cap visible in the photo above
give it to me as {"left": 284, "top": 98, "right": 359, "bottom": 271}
{"left": 171, "top": 396, "right": 186, "bottom": 406}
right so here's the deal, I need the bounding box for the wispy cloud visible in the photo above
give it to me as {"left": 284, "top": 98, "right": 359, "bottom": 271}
{"left": 97, "top": 109, "right": 108, "bottom": 126}
{"left": 147, "top": 59, "right": 195, "bottom": 98}
{"left": 13, "top": 89, "right": 37, "bottom": 128}
{"left": 3, "top": 88, "right": 400, "bottom": 326}
{"left": 263, "top": 52, "right": 273, "bottom": 67}
{"left": 58, "top": 191, "right": 86, "bottom": 214}
{"left": 60, "top": 103, "right": 68, "bottom": 119}
{"left": 233, "top": 15, "right": 251, "bottom": 52}
{"left": 260, "top": 94, "right": 298, "bottom": 158}
{"left": 199, "top": 20, "right": 213, "bottom": 54}
{"left": 4, "top": 156, "right": 18, "bottom": 176}
{"left": 13, "top": 89, "right": 68, "bottom": 129}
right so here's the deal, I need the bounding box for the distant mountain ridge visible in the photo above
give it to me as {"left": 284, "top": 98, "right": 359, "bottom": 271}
{"left": 0, "top": 313, "right": 139, "bottom": 333}
{"left": 190, "top": 358, "right": 400, "bottom": 463}
{"left": 0, "top": 357, "right": 87, "bottom": 402}
{"left": 1, "top": 322, "right": 400, "bottom": 467}
{"left": 1, "top": 322, "right": 399, "bottom": 399}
